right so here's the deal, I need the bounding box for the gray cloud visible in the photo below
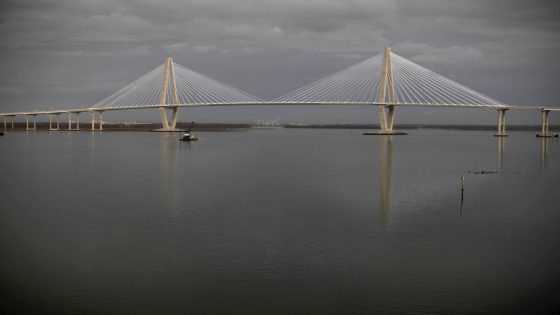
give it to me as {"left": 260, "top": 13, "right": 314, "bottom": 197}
{"left": 0, "top": 0, "right": 559, "bottom": 124}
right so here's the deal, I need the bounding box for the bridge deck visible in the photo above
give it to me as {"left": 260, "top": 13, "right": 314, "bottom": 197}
{"left": 1, "top": 102, "right": 554, "bottom": 117}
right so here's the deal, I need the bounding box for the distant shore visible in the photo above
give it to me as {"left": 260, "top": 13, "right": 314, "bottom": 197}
{"left": 2, "top": 122, "right": 558, "bottom": 132}
{"left": 283, "top": 123, "right": 559, "bottom": 131}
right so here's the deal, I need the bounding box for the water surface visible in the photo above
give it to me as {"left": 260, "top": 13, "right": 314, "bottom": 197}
{"left": 1, "top": 129, "right": 559, "bottom": 314}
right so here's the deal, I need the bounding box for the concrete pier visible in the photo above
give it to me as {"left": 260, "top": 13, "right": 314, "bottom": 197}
{"left": 25, "top": 114, "right": 37, "bottom": 131}
{"left": 68, "top": 112, "right": 73, "bottom": 130}
{"left": 90, "top": 112, "right": 96, "bottom": 131}
{"left": 48, "top": 113, "right": 61, "bottom": 131}
{"left": 67, "top": 112, "right": 82, "bottom": 131}
{"left": 86, "top": 111, "right": 105, "bottom": 131}
{"left": 363, "top": 130, "right": 407, "bottom": 135}
{"left": 536, "top": 109, "right": 558, "bottom": 137}
{"left": 494, "top": 108, "right": 508, "bottom": 137}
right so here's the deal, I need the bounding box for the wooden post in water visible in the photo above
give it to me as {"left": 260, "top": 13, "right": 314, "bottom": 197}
{"left": 460, "top": 175, "right": 465, "bottom": 215}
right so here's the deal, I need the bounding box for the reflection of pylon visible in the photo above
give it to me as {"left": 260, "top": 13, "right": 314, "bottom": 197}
{"left": 157, "top": 57, "right": 180, "bottom": 131}
{"left": 497, "top": 136, "right": 505, "bottom": 172}
{"left": 377, "top": 47, "right": 396, "bottom": 133}
{"left": 378, "top": 136, "right": 393, "bottom": 224}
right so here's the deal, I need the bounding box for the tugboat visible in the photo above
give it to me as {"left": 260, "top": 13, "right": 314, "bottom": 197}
{"left": 180, "top": 121, "right": 198, "bottom": 142}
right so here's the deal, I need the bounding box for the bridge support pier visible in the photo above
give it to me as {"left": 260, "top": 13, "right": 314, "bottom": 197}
{"left": 3, "top": 116, "right": 5, "bottom": 131}
{"left": 90, "top": 112, "right": 96, "bottom": 131}
{"left": 68, "top": 112, "right": 81, "bottom": 131}
{"left": 154, "top": 106, "right": 181, "bottom": 131}
{"left": 536, "top": 109, "right": 558, "bottom": 137}
{"left": 170, "top": 107, "right": 179, "bottom": 129}
{"left": 26, "top": 115, "right": 37, "bottom": 131}
{"left": 386, "top": 105, "right": 395, "bottom": 131}
{"left": 494, "top": 108, "right": 508, "bottom": 137}
{"left": 48, "top": 114, "right": 60, "bottom": 131}
{"left": 89, "top": 111, "right": 104, "bottom": 131}
{"left": 364, "top": 104, "right": 406, "bottom": 135}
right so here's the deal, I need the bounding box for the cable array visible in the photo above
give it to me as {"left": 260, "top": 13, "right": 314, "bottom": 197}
{"left": 172, "top": 63, "right": 263, "bottom": 105}
{"left": 273, "top": 51, "right": 504, "bottom": 107}
{"left": 91, "top": 51, "right": 503, "bottom": 110}
{"left": 92, "top": 64, "right": 166, "bottom": 109}
{"left": 390, "top": 53, "right": 503, "bottom": 107}
{"left": 273, "top": 53, "right": 384, "bottom": 104}
{"left": 92, "top": 61, "right": 263, "bottom": 109}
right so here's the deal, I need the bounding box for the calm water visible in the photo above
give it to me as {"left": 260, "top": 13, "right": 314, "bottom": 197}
{"left": 1, "top": 129, "right": 559, "bottom": 314}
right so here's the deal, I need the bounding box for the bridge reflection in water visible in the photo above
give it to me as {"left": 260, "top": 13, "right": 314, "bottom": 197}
{"left": 497, "top": 137, "right": 505, "bottom": 173}
{"left": 540, "top": 137, "right": 550, "bottom": 170}
{"left": 497, "top": 136, "right": 553, "bottom": 171}
{"left": 160, "top": 133, "right": 179, "bottom": 209}
{"left": 377, "top": 136, "right": 393, "bottom": 224}
{"left": 375, "top": 134, "right": 553, "bottom": 221}
{"left": 151, "top": 130, "right": 556, "bottom": 226}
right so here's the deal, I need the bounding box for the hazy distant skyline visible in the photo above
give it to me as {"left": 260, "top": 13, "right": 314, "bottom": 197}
{"left": 0, "top": 0, "right": 559, "bottom": 124}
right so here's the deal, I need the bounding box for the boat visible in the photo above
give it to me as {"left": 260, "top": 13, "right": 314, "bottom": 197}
{"left": 180, "top": 121, "right": 198, "bottom": 141}
{"left": 180, "top": 133, "right": 198, "bottom": 141}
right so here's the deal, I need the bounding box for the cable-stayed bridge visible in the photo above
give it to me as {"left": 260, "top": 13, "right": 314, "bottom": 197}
{"left": 1, "top": 47, "right": 558, "bottom": 137}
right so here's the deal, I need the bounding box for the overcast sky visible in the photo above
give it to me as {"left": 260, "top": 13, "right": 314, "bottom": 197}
{"left": 0, "top": 0, "right": 559, "bottom": 124}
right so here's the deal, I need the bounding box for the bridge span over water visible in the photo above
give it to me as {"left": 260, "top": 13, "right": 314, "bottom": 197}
{"left": 1, "top": 48, "right": 558, "bottom": 137}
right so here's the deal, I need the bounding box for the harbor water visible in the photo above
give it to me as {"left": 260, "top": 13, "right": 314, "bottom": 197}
{"left": 1, "top": 129, "right": 559, "bottom": 314}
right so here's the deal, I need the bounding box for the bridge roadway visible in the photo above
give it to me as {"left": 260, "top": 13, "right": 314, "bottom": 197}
{"left": 1, "top": 102, "right": 559, "bottom": 137}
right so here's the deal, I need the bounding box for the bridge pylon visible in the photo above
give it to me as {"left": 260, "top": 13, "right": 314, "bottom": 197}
{"left": 154, "top": 57, "right": 181, "bottom": 132}
{"left": 364, "top": 47, "right": 406, "bottom": 136}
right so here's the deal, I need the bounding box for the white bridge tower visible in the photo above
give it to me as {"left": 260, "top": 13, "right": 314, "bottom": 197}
{"left": 156, "top": 57, "right": 181, "bottom": 131}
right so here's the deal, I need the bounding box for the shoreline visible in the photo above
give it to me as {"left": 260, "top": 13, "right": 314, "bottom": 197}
{"left": 283, "top": 123, "right": 559, "bottom": 131}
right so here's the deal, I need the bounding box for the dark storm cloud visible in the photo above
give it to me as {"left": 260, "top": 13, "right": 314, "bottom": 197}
{"left": 0, "top": 0, "right": 559, "bottom": 124}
